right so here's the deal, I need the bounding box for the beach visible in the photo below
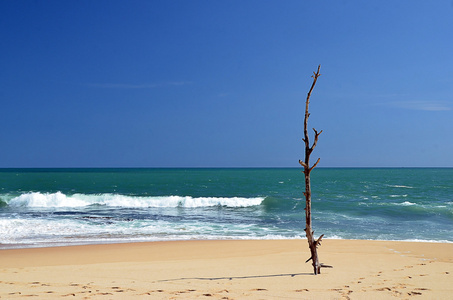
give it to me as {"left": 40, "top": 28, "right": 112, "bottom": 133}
{"left": 1, "top": 169, "right": 452, "bottom": 298}
{"left": 1, "top": 239, "right": 452, "bottom": 299}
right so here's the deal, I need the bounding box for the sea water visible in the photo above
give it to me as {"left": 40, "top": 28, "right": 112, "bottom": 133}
{"left": 0, "top": 168, "right": 452, "bottom": 249}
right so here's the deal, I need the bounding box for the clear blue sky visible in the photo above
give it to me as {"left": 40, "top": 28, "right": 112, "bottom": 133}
{"left": 1, "top": 1, "right": 452, "bottom": 168}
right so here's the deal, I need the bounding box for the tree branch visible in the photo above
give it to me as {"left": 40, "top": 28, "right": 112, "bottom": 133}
{"left": 309, "top": 158, "right": 321, "bottom": 172}
{"left": 303, "top": 66, "right": 321, "bottom": 151}
{"left": 314, "top": 234, "right": 324, "bottom": 247}
{"left": 311, "top": 128, "right": 323, "bottom": 151}
{"left": 299, "top": 160, "right": 308, "bottom": 169}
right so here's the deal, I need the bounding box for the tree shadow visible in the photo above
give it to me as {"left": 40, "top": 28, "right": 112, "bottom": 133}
{"left": 156, "top": 272, "right": 313, "bottom": 282}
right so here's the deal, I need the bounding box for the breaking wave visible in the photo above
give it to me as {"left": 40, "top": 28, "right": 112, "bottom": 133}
{"left": 4, "top": 192, "right": 265, "bottom": 208}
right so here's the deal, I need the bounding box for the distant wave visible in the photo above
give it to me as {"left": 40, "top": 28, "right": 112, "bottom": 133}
{"left": 397, "top": 201, "right": 416, "bottom": 206}
{"left": 5, "top": 192, "right": 265, "bottom": 208}
{"left": 386, "top": 184, "right": 414, "bottom": 189}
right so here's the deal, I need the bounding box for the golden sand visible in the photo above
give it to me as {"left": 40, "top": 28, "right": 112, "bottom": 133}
{"left": 1, "top": 239, "right": 452, "bottom": 299}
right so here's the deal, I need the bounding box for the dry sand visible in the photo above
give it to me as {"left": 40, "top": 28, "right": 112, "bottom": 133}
{"left": 0, "top": 239, "right": 452, "bottom": 299}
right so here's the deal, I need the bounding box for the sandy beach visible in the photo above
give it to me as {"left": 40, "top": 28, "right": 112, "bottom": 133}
{"left": 0, "top": 239, "right": 452, "bottom": 299}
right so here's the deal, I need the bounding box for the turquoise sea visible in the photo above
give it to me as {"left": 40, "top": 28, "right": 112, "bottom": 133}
{"left": 0, "top": 168, "right": 452, "bottom": 249}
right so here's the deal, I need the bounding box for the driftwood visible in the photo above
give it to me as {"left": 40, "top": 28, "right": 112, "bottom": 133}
{"left": 299, "top": 65, "right": 332, "bottom": 274}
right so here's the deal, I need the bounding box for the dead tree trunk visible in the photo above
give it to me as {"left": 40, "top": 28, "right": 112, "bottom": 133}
{"left": 299, "top": 65, "right": 331, "bottom": 275}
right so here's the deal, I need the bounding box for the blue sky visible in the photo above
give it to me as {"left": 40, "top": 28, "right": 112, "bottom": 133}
{"left": 1, "top": 0, "right": 452, "bottom": 168}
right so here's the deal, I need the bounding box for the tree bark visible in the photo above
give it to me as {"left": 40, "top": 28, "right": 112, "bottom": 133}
{"left": 299, "top": 65, "right": 331, "bottom": 275}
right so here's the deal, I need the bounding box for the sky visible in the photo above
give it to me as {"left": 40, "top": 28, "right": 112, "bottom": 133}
{"left": 1, "top": 0, "right": 452, "bottom": 168}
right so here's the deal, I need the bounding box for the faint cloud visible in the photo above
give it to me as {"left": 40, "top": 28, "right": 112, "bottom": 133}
{"left": 89, "top": 81, "right": 191, "bottom": 89}
{"left": 388, "top": 101, "right": 451, "bottom": 111}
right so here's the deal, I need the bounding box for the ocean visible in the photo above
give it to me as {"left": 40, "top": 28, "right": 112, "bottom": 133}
{"left": 0, "top": 168, "right": 452, "bottom": 249}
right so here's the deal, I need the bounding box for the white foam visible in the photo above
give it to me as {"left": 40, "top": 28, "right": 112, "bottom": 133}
{"left": 394, "top": 201, "right": 416, "bottom": 206}
{"left": 387, "top": 185, "right": 414, "bottom": 189}
{"left": 0, "top": 215, "right": 299, "bottom": 249}
{"left": 9, "top": 192, "right": 87, "bottom": 207}
{"left": 6, "top": 192, "right": 264, "bottom": 208}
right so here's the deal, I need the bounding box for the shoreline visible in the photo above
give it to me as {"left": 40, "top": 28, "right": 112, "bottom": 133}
{"left": 1, "top": 239, "right": 452, "bottom": 299}
{"left": 1, "top": 236, "right": 452, "bottom": 251}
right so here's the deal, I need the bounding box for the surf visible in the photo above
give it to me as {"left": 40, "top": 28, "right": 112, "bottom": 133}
{"left": 5, "top": 192, "right": 265, "bottom": 208}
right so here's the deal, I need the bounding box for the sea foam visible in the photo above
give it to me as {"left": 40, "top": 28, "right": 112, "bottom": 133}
{"left": 7, "top": 192, "right": 264, "bottom": 208}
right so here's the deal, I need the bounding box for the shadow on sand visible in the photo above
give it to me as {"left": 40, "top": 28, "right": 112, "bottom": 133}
{"left": 156, "top": 272, "right": 313, "bottom": 282}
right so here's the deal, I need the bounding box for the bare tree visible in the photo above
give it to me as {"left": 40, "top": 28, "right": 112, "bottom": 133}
{"left": 299, "top": 65, "right": 331, "bottom": 275}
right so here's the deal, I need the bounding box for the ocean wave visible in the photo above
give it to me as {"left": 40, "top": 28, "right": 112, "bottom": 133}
{"left": 389, "top": 194, "right": 408, "bottom": 198}
{"left": 386, "top": 185, "right": 414, "bottom": 189}
{"left": 0, "top": 216, "right": 301, "bottom": 248}
{"left": 5, "top": 192, "right": 265, "bottom": 208}
{"left": 396, "top": 201, "right": 416, "bottom": 206}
